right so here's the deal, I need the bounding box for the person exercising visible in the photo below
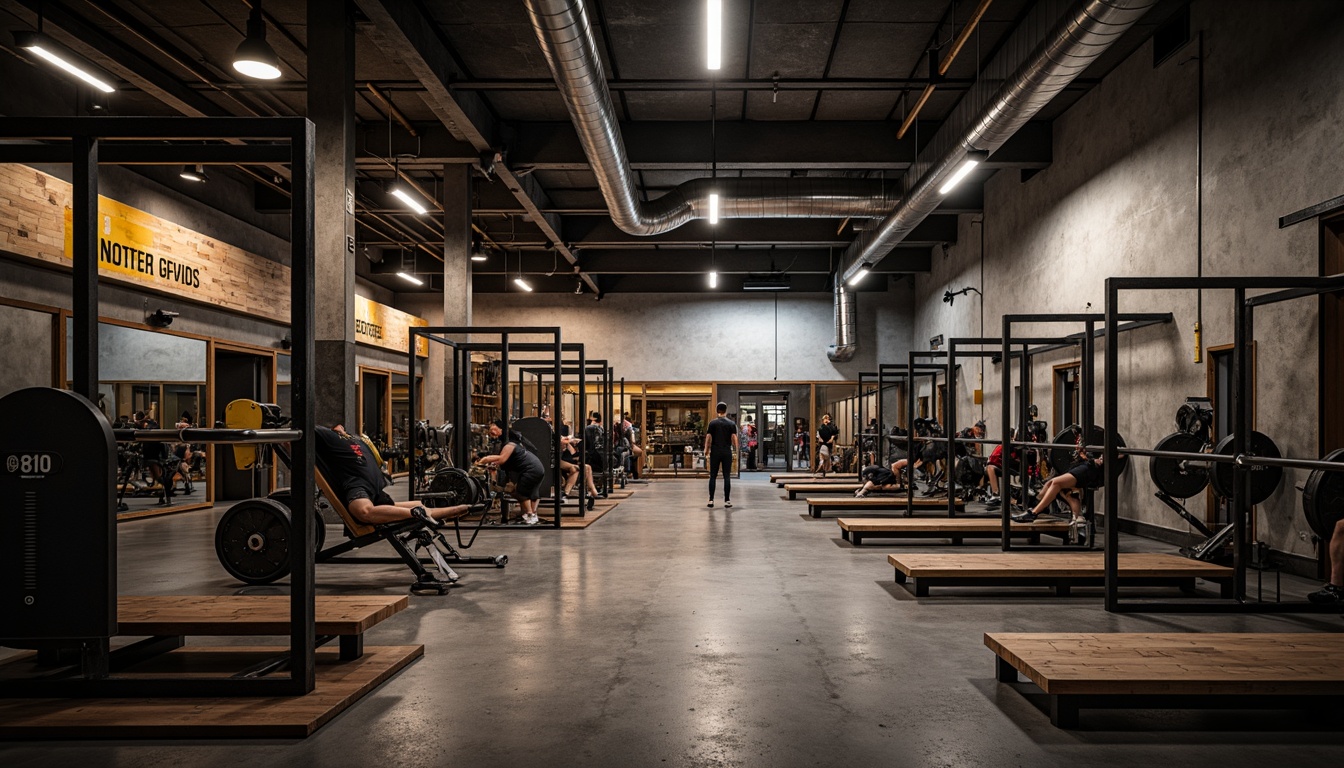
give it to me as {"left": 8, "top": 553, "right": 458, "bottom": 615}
{"left": 1011, "top": 447, "right": 1102, "bottom": 525}
{"left": 1309, "top": 519, "right": 1344, "bottom": 603}
{"left": 815, "top": 413, "right": 839, "bottom": 477}
{"left": 854, "top": 461, "right": 906, "bottom": 497}
{"left": 704, "top": 402, "right": 738, "bottom": 508}
{"left": 478, "top": 418, "right": 546, "bottom": 525}
{"left": 314, "top": 424, "right": 470, "bottom": 525}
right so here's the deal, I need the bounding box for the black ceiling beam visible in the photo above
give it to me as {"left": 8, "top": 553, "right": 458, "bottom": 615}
{"left": 447, "top": 77, "right": 978, "bottom": 92}
{"left": 12, "top": 0, "right": 229, "bottom": 119}
{"left": 442, "top": 248, "right": 928, "bottom": 275}
{"left": 562, "top": 215, "right": 958, "bottom": 248}
{"left": 355, "top": 0, "right": 598, "bottom": 293}
{"left": 466, "top": 273, "right": 895, "bottom": 294}
{"left": 509, "top": 120, "right": 1050, "bottom": 171}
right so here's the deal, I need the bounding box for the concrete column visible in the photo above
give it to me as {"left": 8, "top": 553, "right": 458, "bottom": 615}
{"left": 309, "top": 2, "right": 357, "bottom": 427}
{"left": 440, "top": 163, "right": 473, "bottom": 422}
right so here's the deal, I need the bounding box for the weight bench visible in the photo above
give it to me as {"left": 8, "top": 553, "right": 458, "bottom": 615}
{"left": 838, "top": 517, "right": 1070, "bottom": 546}
{"left": 986, "top": 632, "right": 1344, "bottom": 728}
{"left": 888, "top": 553, "right": 1233, "bottom": 597}
{"left": 771, "top": 472, "right": 856, "bottom": 486}
{"left": 806, "top": 496, "right": 965, "bottom": 518}
{"left": 214, "top": 401, "right": 506, "bottom": 596}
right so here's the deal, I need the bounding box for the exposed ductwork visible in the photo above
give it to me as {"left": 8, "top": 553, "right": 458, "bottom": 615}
{"left": 838, "top": 0, "right": 1157, "bottom": 284}
{"left": 524, "top": 0, "right": 900, "bottom": 236}
{"left": 826, "top": 281, "right": 858, "bottom": 363}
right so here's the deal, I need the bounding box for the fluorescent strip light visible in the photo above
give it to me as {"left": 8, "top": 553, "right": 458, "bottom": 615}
{"left": 708, "top": 271, "right": 718, "bottom": 288}
{"left": 707, "top": 0, "right": 722, "bottom": 70}
{"left": 16, "top": 34, "right": 116, "bottom": 93}
{"left": 938, "top": 150, "right": 988, "bottom": 195}
{"left": 397, "top": 271, "right": 423, "bottom": 286}
{"left": 708, "top": 192, "right": 720, "bottom": 225}
{"left": 847, "top": 267, "right": 870, "bottom": 286}
{"left": 514, "top": 277, "right": 533, "bottom": 292}
{"left": 742, "top": 284, "right": 789, "bottom": 292}
{"left": 390, "top": 186, "right": 429, "bottom": 215}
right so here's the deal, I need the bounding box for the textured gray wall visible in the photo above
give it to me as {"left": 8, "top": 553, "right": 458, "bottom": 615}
{"left": 64, "top": 323, "right": 208, "bottom": 383}
{"left": 0, "top": 303, "right": 54, "bottom": 397}
{"left": 911, "top": 1, "right": 1344, "bottom": 558}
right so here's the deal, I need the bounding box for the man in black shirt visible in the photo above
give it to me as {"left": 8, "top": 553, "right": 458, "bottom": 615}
{"left": 314, "top": 425, "right": 470, "bottom": 525}
{"left": 703, "top": 402, "right": 738, "bottom": 508}
{"left": 815, "top": 413, "right": 839, "bottom": 477}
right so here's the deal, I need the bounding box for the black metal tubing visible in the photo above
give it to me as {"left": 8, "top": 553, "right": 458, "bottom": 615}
{"left": 408, "top": 327, "right": 563, "bottom": 527}
{"left": 0, "top": 116, "right": 315, "bottom": 698}
{"left": 874, "top": 365, "right": 912, "bottom": 465}
{"left": 1104, "top": 275, "right": 1344, "bottom": 614}
{"left": 0, "top": 143, "right": 293, "bottom": 165}
{"left": 518, "top": 354, "right": 617, "bottom": 514}
{"left": 906, "top": 353, "right": 948, "bottom": 517}
{"left": 945, "top": 337, "right": 1009, "bottom": 516}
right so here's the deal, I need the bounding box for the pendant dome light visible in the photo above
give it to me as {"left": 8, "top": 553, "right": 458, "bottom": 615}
{"left": 232, "top": 2, "right": 282, "bottom": 80}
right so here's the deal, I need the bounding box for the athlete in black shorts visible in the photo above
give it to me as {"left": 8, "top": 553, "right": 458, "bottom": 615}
{"left": 314, "top": 425, "right": 469, "bottom": 525}
{"left": 477, "top": 419, "right": 546, "bottom": 525}
{"left": 1011, "top": 449, "right": 1103, "bottom": 525}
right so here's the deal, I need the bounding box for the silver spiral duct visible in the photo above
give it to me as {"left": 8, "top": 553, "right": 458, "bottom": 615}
{"left": 838, "top": 0, "right": 1156, "bottom": 283}
{"left": 827, "top": 281, "right": 858, "bottom": 363}
{"left": 524, "top": 0, "right": 900, "bottom": 235}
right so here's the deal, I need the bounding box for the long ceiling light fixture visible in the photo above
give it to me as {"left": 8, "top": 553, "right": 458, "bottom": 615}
{"left": 232, "top": 1, "right": 282, "bottom": 80}
{"left": 938, "top": 150, "right": 989, "bottom": 195}
{"left": 706, "top": 0, "right": 722, "bottom": 70}
{"left": 708, "top": 192, "right": 720, "bottom": 225}
{"left": 397, "top": 272, "right": 423, "bottom": 286}
{"left": 13, "top": 32, "right": 116, "bottom": 93}
{"left": 388, "top": 157, "right": 429, "bottom": 214}
{"left": 847, "top": 265, "right": 871, "bottom": 286}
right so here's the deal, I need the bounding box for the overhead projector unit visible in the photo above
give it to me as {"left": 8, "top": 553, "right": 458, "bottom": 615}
{"left": 741, "top": 275, "right": 791, "bottom": 292}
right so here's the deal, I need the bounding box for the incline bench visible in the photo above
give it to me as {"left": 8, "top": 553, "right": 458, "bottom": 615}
{"left": 807, "top": 496, "right": 965, "bottom": 518}
{"left": 888, "top": 553, "right": 1233, "bottom": 597}
{"left": 839, "top": 517, "right": 1070, "bottom": 546}
{"left": 986, "top": 633, "right": 1344, "bottom": 728}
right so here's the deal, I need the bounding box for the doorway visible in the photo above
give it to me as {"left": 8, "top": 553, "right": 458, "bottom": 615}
{"left": 738, "top": 391, "right": 789, "bottom": 471}
{"left": 1053, "top": 362, "right": 1081, "bottom": 430}
{"left": 360, "top": 368, "right": 390, "bottom": 456}
{"left": 213, "top": 347, "right": 274, "bottom": 501}
{"left": 1206, "top": 342, "right": 1257, "bottom": 528}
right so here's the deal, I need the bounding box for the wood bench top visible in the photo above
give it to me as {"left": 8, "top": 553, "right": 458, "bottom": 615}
{"left": 985, "top": 633, "right": 1344, "bottom": 696}
{"left": 770, "top": 473, "right": 857, "bottom": 482}
{"left": 117, "top": 595, "right": 409, "bottom": 636}
{"left": 840, "top": 517, "right": 1069, "bottom": 533}
{"left": 809, "top": 497, "right": 964, "bottom": 509}
{"left": 887, "top": 553, "right": 1232, "bottom": 579}
{"left": 784, "top": 483, "right": 862, "bottom": 493}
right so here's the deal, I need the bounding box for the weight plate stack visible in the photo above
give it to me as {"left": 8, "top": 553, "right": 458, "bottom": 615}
{"left": 1148, "top": 432, "right": 1210, "bottom": 499}
{"left": 1208, "top": 431, "right": 1283, "bottom": 505}
{"left": 1302, "top": 448, "right": 1344, "bottom": 539}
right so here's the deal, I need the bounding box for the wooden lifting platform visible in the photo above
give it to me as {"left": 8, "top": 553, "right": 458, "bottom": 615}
{"left": 887, "top": 553, "right": 1234, "bottom": 597}
{"left": 806, "top": 496, "right": 966, "bottom": 518}
{"left": 986, "top": 632, "right": 1344, "bottom": 728}
{"left": 838, "top": 517, "right": 1070, "bottom": 546}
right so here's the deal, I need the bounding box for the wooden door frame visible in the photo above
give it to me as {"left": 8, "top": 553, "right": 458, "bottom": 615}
{"left": 1052, "top": 360, "right": 1082, "bottom": 431}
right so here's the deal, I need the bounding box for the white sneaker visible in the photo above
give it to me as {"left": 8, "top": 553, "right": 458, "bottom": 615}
{"left": 525, "top": 513, "right": 540, "bottom": 525}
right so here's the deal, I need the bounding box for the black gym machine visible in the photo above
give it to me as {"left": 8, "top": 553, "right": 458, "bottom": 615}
{"left": 407, "top": 327, "right": 568, "bottom": 527}
{"left": 1102, "top": 274, "right": 1344, "bottom": 613}
{"left": 0, "top": 116, "right": 323, "bottom": 696}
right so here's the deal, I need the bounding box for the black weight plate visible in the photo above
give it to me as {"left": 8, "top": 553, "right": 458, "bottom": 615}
{"left": 266, "top": 489, "right": 326, "bottom": 552}
{"left": 214, "top": 498, "right": 292, "bottom": 585}
{"left": 426, "top": 467, "right": 480, "bottom": 508}
{"left": 1209, "top": 431, "right": 1283, "bottom": 504}
{"left": 1148, "top": 432, "right": 1210, "bottom": 499}
{"left": 1302, "top": 448, "right": 1344, "bottom": 539}
{"left": 1049, "top": 425, "right": 1129, "bottom": 476}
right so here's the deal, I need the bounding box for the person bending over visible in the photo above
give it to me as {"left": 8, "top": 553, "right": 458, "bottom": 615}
{"left": 1309, "top": 518, "right": 1344, "bottom": 603}
{"left": 1011, "top": 449, "right": 1103, "bottom": 525}
{"left": 477, "top": 418, "right": 546, "bottom": 525}
{"left": 815, "top": 413, "right": 839, "bottom": 477}
{"left": 854, "top": 462, "right": 906, "bottom": 497}
{"left": 314, "top": 425, "right": 469, "bottom": 525}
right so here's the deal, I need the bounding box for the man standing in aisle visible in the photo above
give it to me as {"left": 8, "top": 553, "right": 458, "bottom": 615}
{"left": 704, "top": 402, "right": 738, "bottom": 509}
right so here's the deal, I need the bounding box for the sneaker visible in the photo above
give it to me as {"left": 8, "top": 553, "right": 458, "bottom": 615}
{"left": 526, "top": 513, "right": 540, "bottom": 525}
{"left": 1010, "top": 510, "right": 1038, "bottom": 524}
{"left": 1308, "top": 583, "right": 1344, "bottom": 604}
{"left": 707, "top": 500, "right": 714, "bottom": 508}
{"left": 855, "top": 489, "right": 870, "bottom": 498}
{"left": 725, "top": 501, "right": 732, "bottom": 508}
{"left": 587, "top": 497, "right": 596, "bottom": 511}
{"left": 984, "top": 494, "right": 1000, "bottom": 505}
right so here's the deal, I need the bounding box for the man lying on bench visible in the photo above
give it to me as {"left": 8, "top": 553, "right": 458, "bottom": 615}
{"left": 314, "top": 425, "right": 471, "bottom": 526}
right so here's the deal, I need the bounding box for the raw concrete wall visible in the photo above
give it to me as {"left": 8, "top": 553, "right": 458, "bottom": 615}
{"left": 911, "top": 1, "right": 1344, "bottom": 560}
{"left": 0, "top": 302, "right": 55, "bottom": 397}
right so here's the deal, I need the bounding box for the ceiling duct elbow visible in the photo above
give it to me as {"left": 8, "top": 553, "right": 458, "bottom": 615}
{"left": 525, "top": 0, "right": 902, "bottom": 235}
{"left": 827, "top": 281, "right": 858, "bottom": 363}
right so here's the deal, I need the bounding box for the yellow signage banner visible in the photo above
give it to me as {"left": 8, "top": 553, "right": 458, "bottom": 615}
{"left": 356, "top": 294, "right": 429, "bottom": 357}
{"left": 62, "top": 199, "right": 202, "bottom": 290}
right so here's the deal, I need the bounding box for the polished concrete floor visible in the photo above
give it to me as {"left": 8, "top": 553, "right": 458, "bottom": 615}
{"left": 4, "top": 474, "right": 1344, "bottom": 767}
